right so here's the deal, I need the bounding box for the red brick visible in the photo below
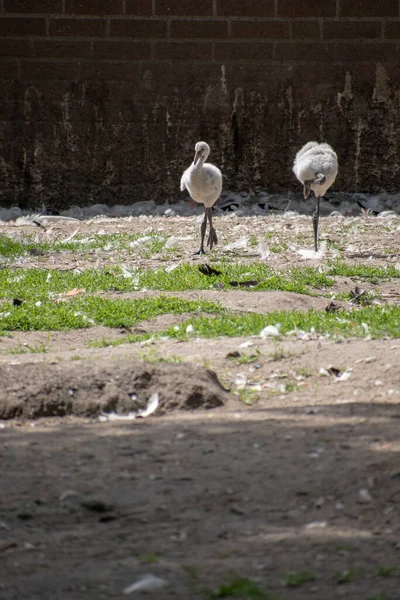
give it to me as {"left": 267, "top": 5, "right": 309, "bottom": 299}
{"left": 0, "top": 39, "right": 32, "bottom": 56}
{"left": 324, "top": 21, "right": 381, "bottom": 39}
{"left": 92, "top": 40, "right": 151, "bottom": 59}
{"left": 20, "top": 60, "right": 82, "bottom": 80}
{"left": 4, "top": 0, "right": 62, "bottom": 13}
{"left": 0, "top": 17, "right": 46, "bottom": 36}
{"left": 110, "top": 19, "right": 167, "bottom": 37}
{"left": 170, "top": 20, "right": 228, "bottom": 38}
{"left": 49, "top": 18, "right": 107, "bottom": 36}
{"left": 126, "top": 0, "right": 153, "bottom": 15}
{"left": 292, "top": 21, "right": 320, "bottom": 39}
{"left": 155, "top": 41, "right": 212, "bottom": 59}
{"left": 336, "top": 42, "right": 397, "bottom": 61}
{"left": 231, "top": 20, "right": 290, "bottom": 39}
{"left": 275, "top": 42, "right": 335, "bottom": 61}
{"left": 0, "top": 59, "right": 20, "bottom": 78}
{"left": 215, "top": 41, "right": 273, "bottom": 60}
{"left": 155, "top": 0, "right": 212, "bottom": 16}
{"left": 217, "top": 0, "right": 274, "bottom": 17}
{"left": 277, "top": 0, "right": 336, "bottom": 18}
{"left": 65, "top": 1, "right": 123, "bottom": 15}
{"left": 340, "top": 0, "right": 398, "bottom": 17}
{"left": 385, "top": 21, "right": 400, "bottom": 38}
{"left": 33, "top": 40, "right": 91, "bottom": 58}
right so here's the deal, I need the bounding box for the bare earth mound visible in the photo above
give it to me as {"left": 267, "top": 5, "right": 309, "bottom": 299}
{"left": 0, "top": 360, "right": 232, "bottom": 419}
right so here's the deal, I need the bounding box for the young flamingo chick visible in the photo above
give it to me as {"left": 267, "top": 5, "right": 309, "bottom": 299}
{"left": 293, "top": 142, "right": 338, "bottom": 251}
{"left": 181, "top": 141, "right": 222, "bottom": 255}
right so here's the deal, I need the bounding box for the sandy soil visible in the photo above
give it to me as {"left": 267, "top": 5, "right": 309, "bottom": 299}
{"left": 0, "top": 213, "right": 400, "bottom": 599}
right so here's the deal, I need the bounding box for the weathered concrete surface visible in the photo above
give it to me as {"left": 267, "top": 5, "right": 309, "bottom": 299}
{"left": 1, "top": 62, "right": 400, "bottom": 208}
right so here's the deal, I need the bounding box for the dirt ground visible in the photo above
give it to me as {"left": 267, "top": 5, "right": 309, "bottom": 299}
{"left": 0, "top": 212, "right": 400, "bottom": 599}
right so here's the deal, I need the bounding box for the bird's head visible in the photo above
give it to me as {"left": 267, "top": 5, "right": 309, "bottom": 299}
{"left": 303, "top": 183, "right": 311, "bottom": 199}
{"left": 194, "top": 141, "right": 210, "bottom": 165}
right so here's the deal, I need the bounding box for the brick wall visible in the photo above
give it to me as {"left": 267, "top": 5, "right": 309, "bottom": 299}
{"left": 1, "top": 0, "right": 400, "bottom": 208}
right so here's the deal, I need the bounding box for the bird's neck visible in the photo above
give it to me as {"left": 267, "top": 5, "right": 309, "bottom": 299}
{"left": 192, "top": 157, "right": 205, "bottom": 173}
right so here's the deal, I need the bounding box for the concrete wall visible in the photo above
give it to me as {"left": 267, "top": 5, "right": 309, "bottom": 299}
{"left": 0, "top": 0, "right": 400, "bottom": 209}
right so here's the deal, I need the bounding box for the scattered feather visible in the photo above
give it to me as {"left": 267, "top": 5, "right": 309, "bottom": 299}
{"left": 123, "top": 574, "right": 168, "bottom": 594}
{"left": 165, "top": 261, "right": 182, "bottom": 273}
{"left": 199, "top": 264, "right": 222, "bottom": 276}
{"left": 260, "top": 324, "right": 280, "bottom": 338}
{"left": 229, "top": 280, "right": 259, "bottom": 287}
{"left": 99, "top": 393, "right": 159, "bottom": 422}
{"left": 325, "top": 301, "right": 339, "bottom": 313}
{"left": 297, "top": 241, "right": 327, "bottom": 260}
{"left": 224, "top": 237, "right": 249, "bottom": 251}
{"left": 61, "top": 227, "right": 80, "bottom": 243}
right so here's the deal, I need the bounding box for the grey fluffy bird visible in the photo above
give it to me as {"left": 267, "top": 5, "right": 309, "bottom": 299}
{"left": 293, "top": 142, "right": 338, "bottom": 251}
{"left": 181, "top": 141, "right": 222, "bottom": 255}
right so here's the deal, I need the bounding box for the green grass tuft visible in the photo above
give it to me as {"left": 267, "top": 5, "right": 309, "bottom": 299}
{"left": 158, "top": 305, "right": 400, "bottom": 341}
{"left": 0, "top": 263, "right": 334, "bottom": 300}
{"left": 284, "top": 571, "right": 316, "bottom": 587}
{"left": 0, "top": 295, "right": 223, "bottom": 332}
{"left": 0, "top": 232, "right": 171, "bottom": 260}
{"left": 327, "top": 262, "right": 400, "bottom": 282}
{"left": 209, "top": 576, "right": 274, "bottom": 599}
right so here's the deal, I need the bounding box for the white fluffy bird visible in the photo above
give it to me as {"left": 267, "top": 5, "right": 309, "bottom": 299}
{"left": 293, "top": 142, "right": 338, "bottom": 251}
{"left": 181, "top": 141, "right": 222, "bottom": 255}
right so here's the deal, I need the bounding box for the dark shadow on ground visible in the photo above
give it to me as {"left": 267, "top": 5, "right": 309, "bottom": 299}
{"left": 0, "top": 405, "right": 399, "bottom": 600}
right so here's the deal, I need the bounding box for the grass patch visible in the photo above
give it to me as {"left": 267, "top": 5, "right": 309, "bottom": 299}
{"left": 237, "top": 387, "right": 260, "bottom": 405}
{"left": 138, "top": 348, "right": 182, "bottom": 363}
{"left": 375, "top": 566, "right": 397, "bottom": 577}
{"left": 137, "top": 553, "right": 160, "bottom": 564}
{"left": 228, "top": 350, "right": 261, "bottom": 364}
{"left": 10, "top": 334, "right": 51, "bottom": 354}
{"left": 0, "top": 296, "right": 222, "bottom": 332}
{"left": 270, "top": 242, "right": 288, "bottom": 253}
{"left": 209, "top": 576, "right": 274, "bottom": 599}
{"left": 326, "top": 262, "right": 400, "bottom": 282}
{"left": 0, "top": 232, "right": 171, "bottom": 260}
{"left": 155, "top": 305, "right": 400, "bottom": 341}
{"left": 89, "top": 304, "right": 400, "bottom": 348}
{"left": 182, "top": 565, "right": 199, "bottom": 578}
{"left": 334, "top": 568, "right": 363, "bottom": 584}
{"left": 0, "top": 263, "right": 334, "bottom": 300}
{"left": 284, "top": 571, "right": 316, "bottom": 587}
{"left": 268, "top": 343, "right": 291, "bottom": 361}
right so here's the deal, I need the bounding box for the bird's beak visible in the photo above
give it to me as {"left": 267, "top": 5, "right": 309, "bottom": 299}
{"left": 303, "top": 184, "right": 311, "bottom": 199}
{"left": 193, "top": 151, "right": 200, "bottom": 165}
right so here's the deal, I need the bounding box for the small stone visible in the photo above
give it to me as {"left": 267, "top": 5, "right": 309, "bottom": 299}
{"left": 306, "top": 520, "right": 327, "bottom": 529}
{"left": 364, "top": 356, "right": 377, "bottom": 363}
{"left": 358, "top": 489, "right": 373, "bottom": 503}
{"left": 23, "top": 542, "right": 35, "bottom": 550}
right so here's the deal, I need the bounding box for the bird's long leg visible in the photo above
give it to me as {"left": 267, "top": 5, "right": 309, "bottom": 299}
{"left": 206, "top": 207, "right": 218, "bottom": 250}
{"left": 312, "top": 196, "right": 321, "bottom": 252}
{"left": 194, "top": 209, "right": 208, "bottom": 255}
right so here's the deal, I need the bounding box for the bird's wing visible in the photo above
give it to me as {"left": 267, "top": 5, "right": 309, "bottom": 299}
{"left": 180, "top": 174, "right": 186, "bottom": 191}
